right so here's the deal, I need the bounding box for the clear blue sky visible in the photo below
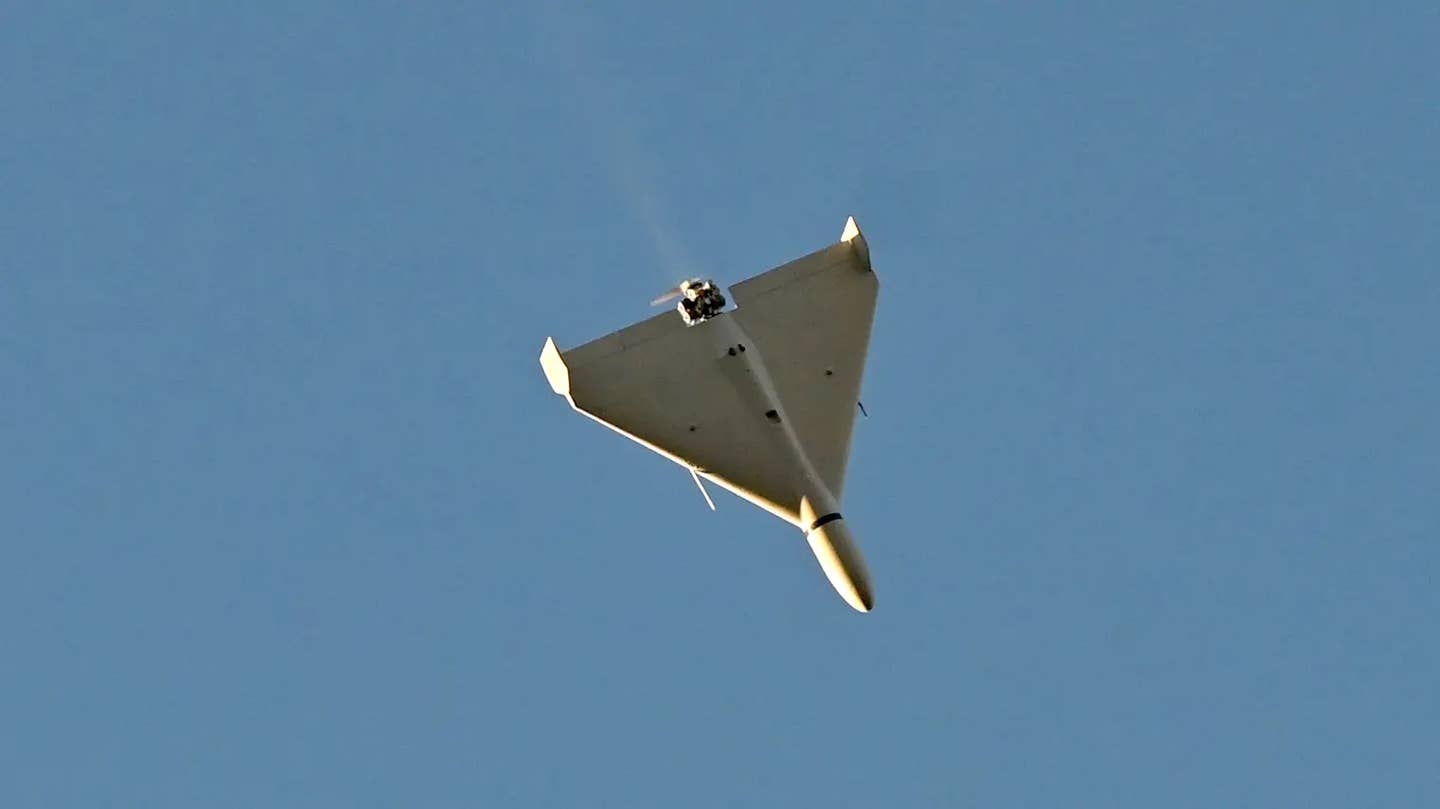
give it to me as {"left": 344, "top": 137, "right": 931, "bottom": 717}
{"left": 3, "top": 3, "right": 1437, "bottom": 806}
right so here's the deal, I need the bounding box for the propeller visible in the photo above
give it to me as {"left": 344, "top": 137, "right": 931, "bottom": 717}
{"left": 650, "top": 285, "right": 685, "bottom": 306}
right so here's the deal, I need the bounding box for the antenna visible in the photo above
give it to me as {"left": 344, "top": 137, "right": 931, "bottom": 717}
{"left": 689, "top": 467, "right": 717, "bottom": 511}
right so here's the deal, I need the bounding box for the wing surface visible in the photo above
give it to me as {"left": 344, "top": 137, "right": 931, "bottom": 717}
{"left": 539, "top": 218, "right": 877, "bottom": 517}
{"left": 730, "top": 223, "right": 877, "bottom": 500}
{"left": 542, "top": 313, "right": 812, "bottom": 526}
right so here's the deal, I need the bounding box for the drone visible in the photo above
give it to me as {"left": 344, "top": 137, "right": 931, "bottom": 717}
{"left": 540, "top": 218, "right": 879, "bottom": 612}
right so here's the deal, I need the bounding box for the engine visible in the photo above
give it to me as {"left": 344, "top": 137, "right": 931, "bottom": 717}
{"left": 676, "top": 279, "right": 727, "bottom": 325}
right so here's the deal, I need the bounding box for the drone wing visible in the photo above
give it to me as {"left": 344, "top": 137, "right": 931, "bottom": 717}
{"left": 540, "top": 312, "right": 813, "bottom": 526}
{"left": 539, "top": 217, "right": 876, "bottom": 520}
{"left": 729, "top": 216, "right": 876, "bottom": 500}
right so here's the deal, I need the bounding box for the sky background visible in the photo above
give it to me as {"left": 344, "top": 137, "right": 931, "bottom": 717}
{"left": 2, "top": 2, "right": 1437, "bottom": 806}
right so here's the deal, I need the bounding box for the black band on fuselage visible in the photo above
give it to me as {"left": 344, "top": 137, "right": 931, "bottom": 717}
{"left": 805, "top": 512, "right": 843, "bottom": 534}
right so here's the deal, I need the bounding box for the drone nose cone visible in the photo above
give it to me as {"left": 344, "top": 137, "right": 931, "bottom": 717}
{"left": 804, "top": 516, "right": 874, "bottom": 613}
{"left": 831, "top": 583, "right": 873, "bottom": 613}
{"left": 841, "top": 573, "right": 874, "bottom": 613}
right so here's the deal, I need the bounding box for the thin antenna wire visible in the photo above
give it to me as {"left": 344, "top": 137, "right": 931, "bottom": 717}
{"left": 689, "top": 467, "right": 717, "bottom": 511}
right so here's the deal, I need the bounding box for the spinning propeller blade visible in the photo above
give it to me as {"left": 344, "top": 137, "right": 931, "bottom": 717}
{"left": 650, "top": 286, "right": 684, "bottom": 306}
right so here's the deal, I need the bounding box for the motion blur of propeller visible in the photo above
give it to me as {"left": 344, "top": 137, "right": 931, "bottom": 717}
{"left": 650, "top": 285, "right": 685, "bottom": 306}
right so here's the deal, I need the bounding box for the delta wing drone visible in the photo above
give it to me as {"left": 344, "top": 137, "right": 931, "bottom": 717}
{"left": 539, "top": 218, "right": 878, "bottom": 612}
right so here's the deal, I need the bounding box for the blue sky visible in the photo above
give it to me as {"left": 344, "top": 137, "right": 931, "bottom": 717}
{"left": 2, "top": 2, "right": 1437, "bottom": 806}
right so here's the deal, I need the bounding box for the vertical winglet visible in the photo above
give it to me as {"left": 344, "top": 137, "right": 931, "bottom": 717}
{"left": 840, "top": 215, "right": 871, "bottom": 272}
{"left": 539, "top": 336, "right": 571, "bottom": 398}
